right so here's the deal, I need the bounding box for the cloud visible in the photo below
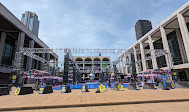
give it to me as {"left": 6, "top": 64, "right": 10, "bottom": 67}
{"left": 1, "top": 0, "right": 188, "bottom": 61}
{"left": 149, "top": 0, "right": 173, "bottom": 8}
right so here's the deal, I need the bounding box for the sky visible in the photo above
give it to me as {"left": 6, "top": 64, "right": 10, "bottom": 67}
{"left": 0, "top": 0, "right": 188, "bottom": 60}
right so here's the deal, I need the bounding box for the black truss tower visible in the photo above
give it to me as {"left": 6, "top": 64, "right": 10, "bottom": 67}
{"left": 63, "top": 53, "right": 69, "bottom": 84}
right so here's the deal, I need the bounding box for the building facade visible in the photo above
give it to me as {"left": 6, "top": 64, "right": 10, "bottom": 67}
{"left": 21, "top": 11, "right": 39, "bottom": 37}
{"left": 135, "top": 20, "right": 152, "bottom": 40}
{"left": 69, "top": 56, "right": 111, "bottom": 80}
{"left": 118, "top": 1, "right": 189, "bottom": 81}
{"left": 0, "top": 3, "right": 58, "bottom": 84}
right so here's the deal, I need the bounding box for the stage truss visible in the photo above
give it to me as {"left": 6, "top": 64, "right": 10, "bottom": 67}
{"left": 13, "top": 48, "right": 173, "bottom": 75}
{"left": 13, "top": 48, "right": 126, "bottom": 71}
{"left": 114, "top": 49, "right": 173, "bottom": 73}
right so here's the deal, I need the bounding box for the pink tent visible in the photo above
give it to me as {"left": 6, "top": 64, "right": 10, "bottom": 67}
{"left": 124, "top": 76, "right": 131, "bottom": 79}
{"left": 137, "top": 74, "right": 143, "bottom": 77}
{"left": 110, "top": 77, "right": 114, "bottom": 80}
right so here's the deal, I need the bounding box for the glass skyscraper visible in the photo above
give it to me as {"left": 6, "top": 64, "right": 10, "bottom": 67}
{"left": 21, "top": 11, "right": 39, "bottom": 36}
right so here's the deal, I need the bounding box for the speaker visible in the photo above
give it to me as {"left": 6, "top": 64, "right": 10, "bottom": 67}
{"left": 73, "top": 66, "right": 76, "bottom": 83}
{"left": 63, "top": 54, "right": 69, "bottom": 84}
{"left": 113, "top": 64, "right": 117, "bottom": 81}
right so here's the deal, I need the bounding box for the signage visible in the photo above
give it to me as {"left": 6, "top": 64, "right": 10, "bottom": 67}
{"left": 61, "top": 86, "right": 67, "bottom": 93}
{"left": 135, "top": 82, "right": 140, "bottom": 90}
{"left": 99, "top": 84, "right": 105, "bottom": 93}
{"left": 12, "top": 75, "right": 16, "bottom": 80}
{"left": 171, "top": 83, "right": 175, "bottom": 89}
{"left": 81, "top": 85, "right": 89, "bottom": 92}
{"left": 39, "top": 86, "right": 44, "bottom": 94}
{"left": 153, "top": 83, "right": 157, "bottom": 89}
{"left": 15, "top": 87, "right": 21, "bottom": 95}
{"left": 161, "top": 75, "right": 167, "bottom": 87}
{"left": 118, "top": 84, "right": 123, "bottom": 91}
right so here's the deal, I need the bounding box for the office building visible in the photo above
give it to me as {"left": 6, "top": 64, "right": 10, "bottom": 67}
{"left": 118, "top": 1, "right": 189, "bottom": 81}
{"left": 21, "top": 11, "right": 39, "bottom": 36}
{"left": 0, "top": 3, "right": 58, "bottom": 84}
{"left": 135, "top": 20, "right": 152, "bottom": 40}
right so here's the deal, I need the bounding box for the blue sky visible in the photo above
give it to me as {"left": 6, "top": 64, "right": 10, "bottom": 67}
{"left": 0, "top": 0, "right": 188, "bottom": 60}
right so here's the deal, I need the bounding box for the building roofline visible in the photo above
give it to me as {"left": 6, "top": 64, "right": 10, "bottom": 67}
{"left": 118, "top": 1, "right": 189, "bottom": 58}
{"left": 0, "top": 3, "right": 58, "bottom": 58}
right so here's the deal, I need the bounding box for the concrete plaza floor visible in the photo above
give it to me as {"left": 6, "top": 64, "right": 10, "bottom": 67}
{"left": 1, "top": 87, "right": 189, "bottom": 112}
{"left": 8, "top": 102, "right": 189, "bottom": 112}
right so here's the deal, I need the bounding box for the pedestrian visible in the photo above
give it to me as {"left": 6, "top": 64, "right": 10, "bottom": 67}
{"left": 108, "top": 81, "right": 111, "bottom": 89}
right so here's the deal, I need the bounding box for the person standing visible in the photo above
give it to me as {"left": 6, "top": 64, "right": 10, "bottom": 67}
{"left": 108, "top": 80, "right": 111, "bottom": 89}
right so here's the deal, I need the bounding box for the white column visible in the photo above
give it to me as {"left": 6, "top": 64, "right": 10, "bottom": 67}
{"left": 121, "top": 58, "right": 124, "bottom": 73}
{"left": 148, "top": 35, "right": 158, "bottom": 69}
{"left": 117, "top": 58, "right": 120, "bottom": 73}
{"left": 0, "top": 32, "right": 6, "bottom": 65}
{"left": 160, "top": 26, "right": 172, "bottom": 69}
{"left": 125, "top": 55, "right": 128, "bottom": 74}
{"left": 133, "top": 47, "right": 139, "bottom": 74}
{"left": 140, "top": 42, "right": 147, "bottom": 71}
{"left": 177, "top": 13, "right": 189, "bottom": 62}
{"left": 125, "top": 66, "right": 128, "bottom": 74}
{"left": 26, "top": 40, "right": 34, "bottom": 70}
{"left": 123, "top": 54, "right": 126, "bottom": 74}
{"left": 119, "top": 59, "right": 121, "bottom": 73}
{"left": 83, "top": 74, "right": 85, "bottom": 80}
{"left": 175, "top": 28, "right": 187, "bottom": 63}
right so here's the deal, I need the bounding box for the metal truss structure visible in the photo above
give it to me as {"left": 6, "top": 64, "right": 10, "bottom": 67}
{"left": 21, "top": 48, "right": 126, "bottom": 54}
{"left": 13, "top": 52, "right": 24, "bottom": 70}
{"left": 114, "top": 49, "right": 173, "bottom": 74}
{"left": 24, "top": 52, "right": 46, "bottom": 63}
{"left": 13, "top": 48, "right": 172, "bottom": 77}
{"left": 13, "top": 48, "right": 126, "bottom": 70}
{"left": 114, "top": 49, "right": 171, "bottom": 65}
{"left": 13, "top": 52, "right": 47, "bottom": 70}
{"left": 49, "top": 61, "right": 111, "bottom": 65}
{"left": 67, "top": 52, "right": 81, "bottom": 72}
{"left": 49, "top": 60, "right": 131, "bottom": 74}
{"left": 13, "top": 48, "right": 126, "bottom": 72}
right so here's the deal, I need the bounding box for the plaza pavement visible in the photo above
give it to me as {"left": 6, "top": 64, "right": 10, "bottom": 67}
{"left": 0, "top": 87, "right": 189, "bottom": 112}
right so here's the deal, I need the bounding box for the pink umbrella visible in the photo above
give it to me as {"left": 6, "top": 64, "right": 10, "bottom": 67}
{"left": 35, "top": 77, "right": 42, "bottom": 79}
{"left": 137, "top": 74, "right": 143, "bottom": 77}
{"left": 124, "top": 76, "right": 131, "bottom": 79}
{"left": 110, "top": 77, "right": 114, "bottom": 80}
